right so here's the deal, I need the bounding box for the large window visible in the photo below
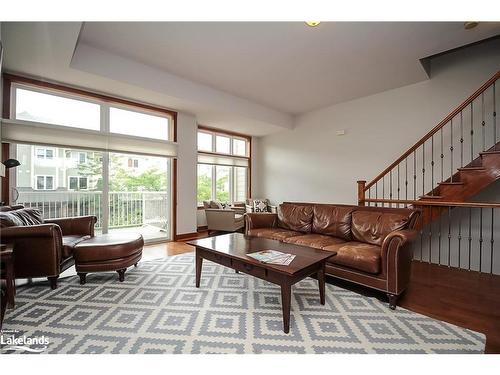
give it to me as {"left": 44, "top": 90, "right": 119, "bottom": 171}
{"left": 7, "top": 78, "right": 175, "bottom": 242}
{"left": 109, "top": 106, "right": 170, "bottom": 140}
{"left": 10, "top": 83, "right": 174, "bottom": 142}
{"left": 196, "top": 127, "right": 250, "bottom": 206}
{"left": 14, "top": 144, "right": 171, "bottom": 242}
{"left": 15, "top": 87, "right": 101, "bottom": 130}
{"left": 197, "top": 164, "right": 213, "bottom": 203}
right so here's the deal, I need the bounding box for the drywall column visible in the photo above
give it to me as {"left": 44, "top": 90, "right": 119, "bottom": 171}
{"left": 175, "top": 112, "right": 198, "bottom": 236}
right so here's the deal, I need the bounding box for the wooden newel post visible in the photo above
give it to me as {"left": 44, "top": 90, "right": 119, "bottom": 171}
{"left": 357, "top": 180, "right": 366, "bottom": 206}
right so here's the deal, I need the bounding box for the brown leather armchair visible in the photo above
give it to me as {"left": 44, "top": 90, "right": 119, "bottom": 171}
{"left": 0, "top": 206, "right": 97, "bottom": 289}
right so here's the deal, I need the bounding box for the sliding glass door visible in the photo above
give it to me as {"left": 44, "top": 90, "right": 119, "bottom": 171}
{"left": 108, "top": 152, "right": 170, "bottom": 241}
{"left": 12, "top": 144, "right": 171, "bottom": 242}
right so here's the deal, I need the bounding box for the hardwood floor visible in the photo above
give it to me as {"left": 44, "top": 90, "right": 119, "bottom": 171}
{"left": 143, "top": 241, "right": 194, "bottom": 260}
{"left": 143, "top": 240, "right": 500, "bottom": 353}
{"left": 400, "top": 261, "right": 500, "bottom": 354}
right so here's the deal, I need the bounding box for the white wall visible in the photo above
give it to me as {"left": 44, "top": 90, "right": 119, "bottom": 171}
{"left": 175, "top": 112, "right": 198, "bottom": 236}
{"left": 254, "top": 38, "right": 500, "bottom": 205}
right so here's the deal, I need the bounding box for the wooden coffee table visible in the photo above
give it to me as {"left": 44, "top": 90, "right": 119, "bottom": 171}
{"left": 187, "top": 233, "right": 336, "bottom": 333}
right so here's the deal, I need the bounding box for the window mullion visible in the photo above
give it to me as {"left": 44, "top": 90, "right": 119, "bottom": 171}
{"left": 212, "top": 165, "right": 217, "bottom": 201}
{"left": 230, "top": 167, "right": 234, "bottom": 204}
{"left": 101, "top": 104, "right": 110, "bottom": 234}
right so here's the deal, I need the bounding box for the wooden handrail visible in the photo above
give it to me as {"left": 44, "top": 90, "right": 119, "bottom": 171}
{"left": 365, "top": 70, "right": 500, "bottom": 191}
{"left": 363, "top": 198, "right": 500, "bottom": 209}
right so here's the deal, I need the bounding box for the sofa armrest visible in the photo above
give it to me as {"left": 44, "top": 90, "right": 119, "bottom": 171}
{"left": 381, "top": 229, "right": 418, "bottom": 295}
{"left": 231, "top": 206, "right": 246, "bottom": 215}
{"left": 245, "top": 213, "right": 277, "bottom": 232}
{"left": 45, "top": 216, "right": 97, "bottom": 237}
{"left": 1, "top": 224, "right": 63, "bottom": 278}
{"left": 1, "top": 224, "right": 62, "bottom": 238}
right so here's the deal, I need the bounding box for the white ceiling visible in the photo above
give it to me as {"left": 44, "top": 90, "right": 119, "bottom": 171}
{"left": 79, "top": 22, "right": 500, "bottom": 114}
{"left": 2, "top": 22, "right": 500, "bottom": 136}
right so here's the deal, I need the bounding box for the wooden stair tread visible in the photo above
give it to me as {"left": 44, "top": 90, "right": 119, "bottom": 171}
{"left": 419, "top": 195, "right": 443, "bottom": 199}
{"left": 438, "top": 181, "right": 464, "bottom": 185}
{"left": 458, "top": 167, "right": 486, "bottom": 171}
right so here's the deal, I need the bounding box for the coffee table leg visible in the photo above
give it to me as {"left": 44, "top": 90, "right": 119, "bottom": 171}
{"left": 280, "top": 283, "right": 291, "bottom": 334}
{"left": 195, "top": 251, "right": 203, "bottom": 288}
{"left": 318, "top": 263, "right": 326, "bottom": 305}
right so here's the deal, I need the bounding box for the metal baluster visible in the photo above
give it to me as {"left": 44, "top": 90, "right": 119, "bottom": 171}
{"left": 470, "top": 102, "right": 474, "bottom": 162}
{"left": 447, "top": 206, "right": 452, "bottom": 268}
{"left": 389, "top": 170, "right": 393, "bottom": 207}
{"left": 479, "top": 207, "right": 483, "bottom": 273}
{"left": 431, "top": 135, "right": 435, "bottom": 195}
{"left": 382, "top": 176, "right": 385, "bottom": 206}
{"left": 405, "top": 158, "right": 409, "bottom": 207}
{"left": 440, "top": 127, "right": 444, "bottom": 183}
{"left": 422, "top": 143, "right": 425, "bottom": 197}
{"left": 438, "top": 207, "right": 442, "bottom": 265}
{"left": 491, "top": 208, "right": 495, "bottom": 274}
{"left": 458, "top": 208, "right": 462, "bottom": 269}
{"left": 428, "top": 206, "right": 433, "bottom": 264}
{"left": 375, "top": 181, "right": 378, "bottom": 207}
{"left": 397, "top": 164, "right": 400, "bottom": 201}
{"left": 460, "top": 111, "right": 464, "bottom": 167}
{"left": 413, "top": 151, "right": 417, "bottom": 200}
{"left": 494, "top": 82, "right": 497, "bottom": 148}
{"left": 420, "top": 207, "right": 424, "bottom": 261}
{"left": 450, "top": 119, "right": 454, "bottom": 182}
{"left": 481, "top": 92, "right": 486, "bottom": 151}
{"left": 468, "top": 207, "right": 472, "bottom": 271}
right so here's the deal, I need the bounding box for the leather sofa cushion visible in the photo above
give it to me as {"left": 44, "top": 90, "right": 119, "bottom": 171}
{"left": 247, "top": 228, "right": 302, "bottom": 241}
{"left": 283, "top": 234, "right": 346, "bottom": 249}
{"left": 312, "top": 205, "right": 354, "bottom": 240}
{"left": 323, "top": 241, "right": 381, "bottom": 274}
{"left": 351, "top": 210, "right": 411, "bottom": 246}
{"left": 0, "top": 208, "right": 44, "bottom": 228}
{"left": 277, "top": 203, "right": 313, "bottom": 233}
{"left": 62, "top": 235, "right": 91, "bottom": 258}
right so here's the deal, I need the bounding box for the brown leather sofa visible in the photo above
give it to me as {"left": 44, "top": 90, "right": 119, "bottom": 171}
{"left": 245, "top": 202, "right": 420, "bottom": 309}
{"left": 0, "top": 206, "right": 97, "bottom": 289}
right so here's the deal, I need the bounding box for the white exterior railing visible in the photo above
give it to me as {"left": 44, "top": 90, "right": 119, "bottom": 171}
{"left": 16, "top": 190, "right": 169, "bottom": 230}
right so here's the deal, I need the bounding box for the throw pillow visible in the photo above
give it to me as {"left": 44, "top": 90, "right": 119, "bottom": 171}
{"left": 210, "top": 201, "right": 224, "bottom": 209}
{"left": 253, "top": 199, "right": 268, "bottom": 213}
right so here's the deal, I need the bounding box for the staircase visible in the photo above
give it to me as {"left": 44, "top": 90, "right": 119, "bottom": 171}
{"left": 424, "top": 142, "right": 500, "bottom": 202}
{"left": 357, "top": 71, "right": 500, "bottom": 274}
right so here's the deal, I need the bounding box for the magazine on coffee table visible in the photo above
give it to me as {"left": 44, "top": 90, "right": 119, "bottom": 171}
{"left": 247, "top": 250, "right": 296, "bottom": 266}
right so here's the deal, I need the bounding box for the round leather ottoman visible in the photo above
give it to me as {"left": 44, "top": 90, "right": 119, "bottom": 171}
{"left": 73, "top": 233, "right": 144, "bottom": 284}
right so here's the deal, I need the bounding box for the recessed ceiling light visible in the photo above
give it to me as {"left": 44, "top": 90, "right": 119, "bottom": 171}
{"left": 305, "top": 21, "right": 321, "bottom": 27}
{"left": 464, "top": 22, "right": 479, "bottom": 30}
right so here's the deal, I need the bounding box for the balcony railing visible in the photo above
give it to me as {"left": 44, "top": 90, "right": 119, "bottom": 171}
{"left": 16, "top": 190, "right": 169, "bottom": 232}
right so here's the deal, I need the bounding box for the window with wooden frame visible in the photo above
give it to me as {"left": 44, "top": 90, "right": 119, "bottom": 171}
{"left": 196, "top": 126, "right": 251, "bottom": 206}
{"left": 2, "top": 74, "right": 179, "bottom": 242}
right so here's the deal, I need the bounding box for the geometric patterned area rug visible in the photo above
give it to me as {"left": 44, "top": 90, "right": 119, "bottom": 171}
{"left": 1, "top": 253, "right": 485, "bottom": 354}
